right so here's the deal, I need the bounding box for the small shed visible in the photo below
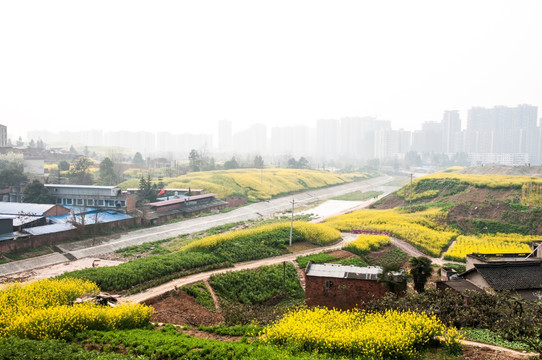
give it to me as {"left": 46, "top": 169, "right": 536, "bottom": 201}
{"left": 305, "top": 263, "right": 397, "bottom": 310}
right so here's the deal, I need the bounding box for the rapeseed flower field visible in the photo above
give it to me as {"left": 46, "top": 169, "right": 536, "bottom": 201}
{"left": 443, "top": 233, "right": 537, "bottom": 262}
{"left": 120, "top": 168, "right": 367, "bottom": 200}
{"left": 343, "top": 234, "right": 391, "bottom": 255}
{"left": 183, "top": 221, "right": 341, "bottom": 251}
{"left": 0, "top": 278, "right": 153, "bottom": 339}
{"left": 325, "top": 208, "right": 457, "bottom": 257}
{"left": 261, "top": 307, "right": 461, "bottom": 359}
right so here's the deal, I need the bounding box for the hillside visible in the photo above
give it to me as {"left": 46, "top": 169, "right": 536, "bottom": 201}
{"left": 119, "top": 168, "right": 373, "bottom": 201}
{"left": 372, "top": 167, "right": 542, "bottom": 235}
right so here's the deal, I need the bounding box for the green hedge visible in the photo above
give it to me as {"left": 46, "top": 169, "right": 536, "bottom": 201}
{"left": 209, "top": 263, "right": 304, "bottom": 305}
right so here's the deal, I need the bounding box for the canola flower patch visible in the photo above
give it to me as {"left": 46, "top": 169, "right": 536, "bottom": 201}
{"left": 120, "top": 168, "right": 366, "bottom": 201}
{"left": 260, "top": 308, "right": 460, "bottom": 359}
{"left": 411, "top": 172, "right": 542, "bottom": 190}
{"left": 0, "top": 278, "right": 152, "bottom": 339}
{"left": 443, "top": 233, "right": 536, "bottom": 262}
{"left": 343, "top": 234, "right": 391, "bottom": 255}
{"left": 325, "top": 208, "right": 456, "bottom": 257}
{"left": 183, "top": 221, "right": 341, "bottom": 252}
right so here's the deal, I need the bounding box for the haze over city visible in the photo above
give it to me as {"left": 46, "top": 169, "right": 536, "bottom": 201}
{"left": 2, "top": 0, "right": 542, "bottom": 141}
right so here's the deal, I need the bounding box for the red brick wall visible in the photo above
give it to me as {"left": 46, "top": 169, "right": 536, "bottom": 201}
{"left": 0, "top": 218, "right": 141, "bottom": 254}
{"left": 43, "top": 205, "right": 70, "bottom": 217}
{"left": 124, "top": 194, "right": 137, "bottom": 213}
{"left": 305, "top": 276, "right": 388, "bottom": 310}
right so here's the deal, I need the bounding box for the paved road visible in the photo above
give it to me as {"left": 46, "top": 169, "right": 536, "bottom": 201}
{"left": 0, "top": 175, "right": 396, "bottom": 277}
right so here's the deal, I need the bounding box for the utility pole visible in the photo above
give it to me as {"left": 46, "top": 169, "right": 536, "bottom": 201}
{"left": 289, "top": 198, "right": 294, "bottom": 246}
{"left": 283, "top": 261, "right": 286, "bottom": 293}
{"left": 410, "top": 173, "right": 413, "bottom": 213}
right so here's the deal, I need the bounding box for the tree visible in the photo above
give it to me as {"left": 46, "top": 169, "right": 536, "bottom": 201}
{"left": 23, "top": 179, "right": 54, "bottom": 204}
{"left": 133, "top": 152, "right": 145, "bottom": 165}
{"left": 188, "top": 149, "right": 202, "bottom": 171}
{"left": 0, "top": 168, "right": 28, "bottom": 188}
{"left": 287, "top": 157, "right": 309, "bottom": 169}
{"left": 253, "top": 155, "right": 264, "bottom": 169}
{"left": 0, "top": 152, "right": 24, "bottom": 171}
{"left": 378, "top": 263, "right": 407, "bottom": 295}
{"left": 404, "top": 151, "right": 422, "bottom": 169}
{"left": 98, "top": 157, "right": 118, "bottom": 185}
{"left": 58, "top": 160, "right": 70, "bottom": 171}
{"left": 408, "top": 256, "right": 433, "bottom": 293}
{"left": 224, "top": 156, "right": 239, "bottom": 170}
{"left": 69, "top": 157, "right": 94, "bottom": 185}
{"left": 287, "top": 158, "right": 298, "bottom": 168}
{"left": 69, "top": 145, "right": 77, "bottom": 154}
{"left": 28, "top": 139, "right": 36, "bottom": 148}
{"left": 298, "top": 157, "right": 309, "bottom": 169}
{"left": 138, "top": 175, "right": 157, "bottom": 203}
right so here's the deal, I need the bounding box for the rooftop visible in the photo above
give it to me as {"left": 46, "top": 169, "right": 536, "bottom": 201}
{"left": 438, "top": 279, "right": 484, "bottom": 294}
{"left": 306, "top": 263, "right": 383, "bottom": 280}
{"left": 49, "top": 210, "right": 132, "bottom": 225}
{"left": 44, "top": 184, "right": 119, "bottom": 190}
{"left": 24, "top": 223, "right": 76, "bottom": 236}
{"left": 0, "top": 202, "right": 56, "bottom": 216}
{"left": 147, "top": 193, "right": 219, "bottom": 207}
{"left": 465, "top": 260, "right": 542, "bottom": 291}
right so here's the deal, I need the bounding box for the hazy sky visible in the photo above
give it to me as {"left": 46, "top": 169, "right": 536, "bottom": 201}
{"left": 1, "top": 1, "right": 541, "bottom": 140}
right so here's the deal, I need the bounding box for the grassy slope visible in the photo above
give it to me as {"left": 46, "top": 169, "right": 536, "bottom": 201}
{"left": 118, "top": 168, "right": 371, "bottom": 201}
{"left": 372, "top": 170, "right": 542, "bottom": 235}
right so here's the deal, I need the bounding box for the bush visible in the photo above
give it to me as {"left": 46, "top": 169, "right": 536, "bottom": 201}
{"left": 58, "top": 252, "right": 226, "bottom": 292}
{"left": 0, "top": 337, "right": 134, "bottom": 359}
{"left": 296, "top": 253, "right": 337, "bottom": 269}
{"left": 209, "top": 263, "right": 304, "bottom": 305}
{"left": 181, "top": 282, "right": 215, "bottom": 310}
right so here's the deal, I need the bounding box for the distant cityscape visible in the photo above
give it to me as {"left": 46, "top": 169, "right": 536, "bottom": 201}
{"left": 3, "top": 104, "right": 540, "bottom": 166}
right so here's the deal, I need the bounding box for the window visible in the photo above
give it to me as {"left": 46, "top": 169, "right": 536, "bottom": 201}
{"left": 87, "top": 199, "right": 94, "bottom": 206}
{"left": 76, "top": 199, "right": 83, "bottom": 205}
{"left": 325, "top": 280, "right": 334, "bottom": 289}
{"left": 56, "top": 198, "right": 62, "bottom": 205}
{"left": 97, "top": 200, "right": 104, "bottom": 206}
{"left": 66, "top": 198, "right": 73, "bottom": 205}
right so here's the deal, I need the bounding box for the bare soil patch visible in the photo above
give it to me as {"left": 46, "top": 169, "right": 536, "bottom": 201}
{"left": 327, "top": 249, "right": 356, "bottom": 260}
{"left": 146, "top": 289, "right": 224, "bottom": 327}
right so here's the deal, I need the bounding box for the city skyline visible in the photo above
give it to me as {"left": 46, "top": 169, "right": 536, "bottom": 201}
{"left": 2, "top": 1, "right": 542, "bottom": 140}
{"left": 19, "top": 103, "right": 541, "bottom": 166}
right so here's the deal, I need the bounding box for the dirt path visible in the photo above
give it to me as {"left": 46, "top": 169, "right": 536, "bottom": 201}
{"left": 123, "top": 233, "right": 463, "bottom": 304}
{"left": 391, "top": 237, "right": 463, "bottom": 266}
{"left": 203, "top": 279, "right": 221, "bottom": 312}
{"left": 122, "top": 237, "right": 349, "bottom": 304}
{"left": 460, "top": 339, "right": 537, "bottom": 359}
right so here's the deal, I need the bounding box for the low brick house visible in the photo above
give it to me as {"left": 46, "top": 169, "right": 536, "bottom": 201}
{"left": 305, "top": 262, "right": 397, "bottom": 310}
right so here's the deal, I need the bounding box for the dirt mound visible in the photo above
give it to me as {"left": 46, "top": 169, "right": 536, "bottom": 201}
{"left": 146, "top": 289, "right": 224, "bottom": 327}
{"left": 327, "top": 249, "right": 356, "bottom": 260}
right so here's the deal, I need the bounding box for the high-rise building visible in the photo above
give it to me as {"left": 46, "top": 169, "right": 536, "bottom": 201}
{"left": 315, "top": 119, "right": 339, "bottom": 160}
{"left": 465, "top": 104, "right": 538, "bottom": 161}
{"left": 0, "top": 125, "right": 6, "bottom": 147}
{"left": 442, "top": 111, "right": 462, "bottom": 154}
{"left": 218, "top": 120, "right": 232, "bottom": 152}
{"left": 233, "top": 124, "right": 267, "bottom": 154}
